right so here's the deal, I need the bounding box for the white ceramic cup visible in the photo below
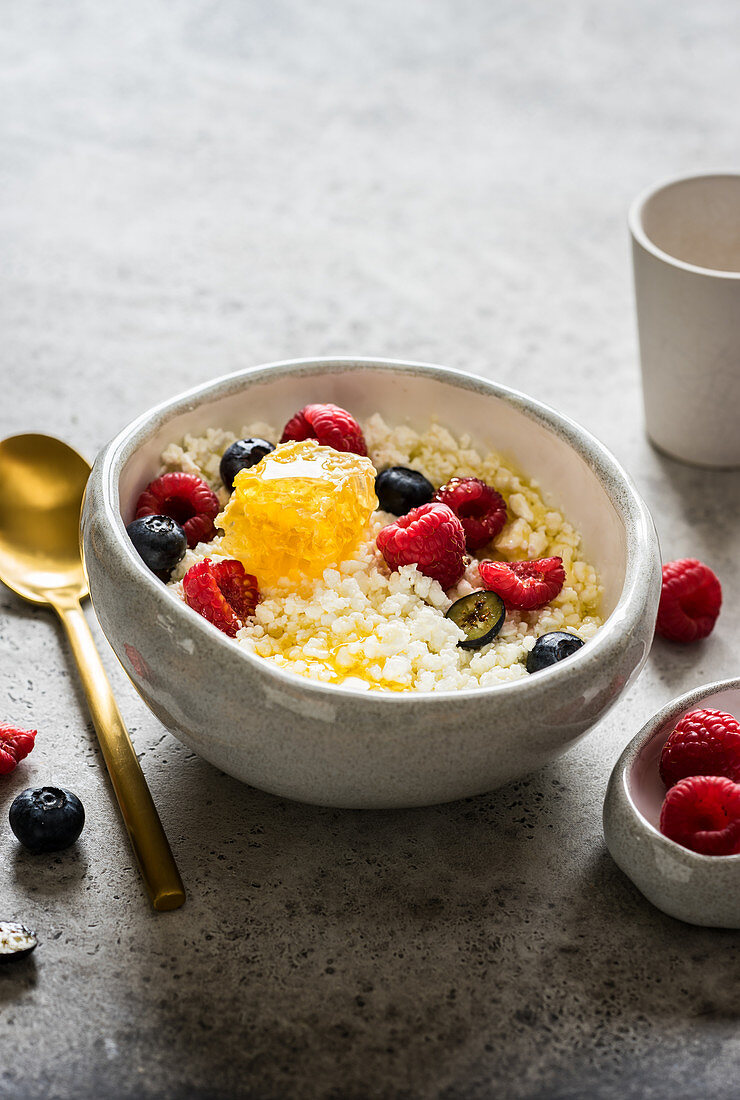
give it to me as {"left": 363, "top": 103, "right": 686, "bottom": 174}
{"left": 630, "top": 172, "right": 740, "bottom": 468}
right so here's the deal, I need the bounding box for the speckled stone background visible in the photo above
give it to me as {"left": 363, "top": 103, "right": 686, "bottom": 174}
{"left": 2, "top": 2, "right": 740, "bottom": 1098}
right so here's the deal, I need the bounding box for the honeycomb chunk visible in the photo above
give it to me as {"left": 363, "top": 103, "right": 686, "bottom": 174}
{"left": 217, "top": 440, "right": 378, "bottom": 587}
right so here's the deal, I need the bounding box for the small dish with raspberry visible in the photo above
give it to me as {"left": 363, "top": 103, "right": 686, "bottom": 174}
{"left": 604, "top": 677, "right": 740, "bottom": 928}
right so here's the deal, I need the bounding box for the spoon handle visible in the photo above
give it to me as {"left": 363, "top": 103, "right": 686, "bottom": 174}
{"left": 54, "top": 598, "right": 185, "bottom": 912}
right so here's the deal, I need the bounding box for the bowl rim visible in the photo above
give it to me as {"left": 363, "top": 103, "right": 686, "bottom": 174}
{"left": 628, "top": 169, "right": 740, "bottom": 280}
{"left": 93, "top": 356, "right": 659, "bottom": 704}
{"left": 609, "top": 676, "right": 740, "bottom": 864}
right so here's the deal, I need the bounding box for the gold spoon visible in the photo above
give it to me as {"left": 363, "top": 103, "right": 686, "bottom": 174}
{"left": 0, "top": 433, "right": 185, "bottom": 911}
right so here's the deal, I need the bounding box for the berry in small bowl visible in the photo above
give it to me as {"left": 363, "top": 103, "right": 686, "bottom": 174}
{"left": 126, "top": 515, "right": 187, "bottom": 578}
{"left": 526, "top": 632, "right": 585, "bottom": 675}
{"left": 135, "top": 472, "right": 219, "bottom": 549}
{"left": 219, "top": 437, "right": 275, "bottom": 492}
{"left": 445, "top": 591, "right": 506, "bottom": 650}
{"left": 375, "top": 466, "right": 435, "bottom": 516}
{"left": 434, "top": 477, "right": 507, "bottom": 550}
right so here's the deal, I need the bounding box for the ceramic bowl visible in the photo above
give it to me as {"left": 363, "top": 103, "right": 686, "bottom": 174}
{"left": 82, "top": 357, "right": 661, "bottom": 809}
{"left": 603, "top": 679, "right": 740, "bottom": 927}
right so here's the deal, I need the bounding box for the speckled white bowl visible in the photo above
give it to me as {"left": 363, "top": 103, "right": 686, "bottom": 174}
{"left": 603, "top": 679, "right": 740, "bottom": 927}
{"left": 82, "top": 358, "right": 661, "bottom": 808}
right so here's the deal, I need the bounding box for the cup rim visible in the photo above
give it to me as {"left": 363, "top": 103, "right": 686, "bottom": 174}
{"left": 628, "top": 170, "right": 740, "bottom": 280}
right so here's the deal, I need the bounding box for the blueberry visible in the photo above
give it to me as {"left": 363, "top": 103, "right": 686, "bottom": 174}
{"left": 126, "top": 515, "right": 187, "bottom": 577}
{"left": 446, "top": 590, "right": 506, "bottom": 650}
{"left": 9, "top": 787, "right": 85, "bottom": 853}
{"left": 375, "top": 466, "right": 435, "bottom": 516}
{"left": 526, "top": 631, "right": 585, "bottom": 674}
{"left": 0, "top": 922, "right": 38, "bottom": 963}
{"left": 220, "top": 438, "right": 275, "bottom": 491}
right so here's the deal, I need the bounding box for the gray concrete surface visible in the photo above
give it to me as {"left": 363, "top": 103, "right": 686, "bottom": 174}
{"left": 2, "top": 2, "right": 740, "bottom": 1097}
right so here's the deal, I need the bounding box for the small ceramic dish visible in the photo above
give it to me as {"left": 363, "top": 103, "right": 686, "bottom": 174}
{"left": 603, "top": 678, "right": 740, "bottom": 928}
{"left": 82, "top": 357, "right": 661, "bottom": 809}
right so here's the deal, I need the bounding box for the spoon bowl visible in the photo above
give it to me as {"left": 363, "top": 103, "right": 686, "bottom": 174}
{"left": 0, "top": 434, "right": 89, "bottom": 604}
{"left": 0, "top": 433, "right": 184, "bottom": 911}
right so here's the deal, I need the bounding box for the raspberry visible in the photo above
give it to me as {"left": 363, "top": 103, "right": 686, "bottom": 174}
{"left": 656, "top": 558, "right": 722, "bottom": 643}
{"left": 479, "top": 556, "right": 565, "bottom": 611}
{"left": 433, "top": 477, "right": 507, "bottom": 550}
{"left": 0, "top": 724, "right": 37, "bottom": 776}
{"left": 183, "top": 558, "right": 260, "bottom": 637}
{"left": 660, "top": 709, "right": 740, "bottom": 789}
{"left": 659, "top": 775, "right": 740, "bottom": 856}
{"left": 280, "top": 403, "right": 367, "bottom": 455}
{"left": 135, "top": 472, "right": 220, "bottom": 549}
{"left": 376, "top": 503, "right": 466, "bottom": 590}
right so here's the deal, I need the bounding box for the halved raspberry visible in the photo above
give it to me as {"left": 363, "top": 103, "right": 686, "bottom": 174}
{"left": 135, "top": 473, "right": 220, "bottom": 549}
{"left": 0, "top": 724, "right": 37, "bottom": 776}
{"left": 659, "top": 775, "right": 740, "bottom": 856}
{"left": 280, "top": 403, "right": 367, "bottom": 455}
{"left": 376, "top": 503, "right": 466, "bottom": 590}
{"left": 479, "top": 557, "right": 565, "bottom": 611}
{"left": 183, "top": 558, "right": 259, "bottom": 637}
{"left": 660, "top": 709, "right": 740, "bottom": 789}
{"left": 433, "top": 477, "right": 507, "bottom": 550}
{"left": 656, "top": 558, "right": 722, "bottom": 643}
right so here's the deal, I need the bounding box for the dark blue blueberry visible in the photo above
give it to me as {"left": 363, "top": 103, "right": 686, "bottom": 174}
{"left": 220, "top": 438, "right": 275, "bottom": 491}
{"left": 375, "top": 466, "right": 435, "bottom": 516}
{"left": 446, "top": 590, "right": 506, "bottom": 650}
{"left": 526, "top": 631, "right": 585, "bottom": 674}
{"left": 0, "top": 923, "right": 38, "bottom": 962}
{"left": 9, "top": 787, "right": 85, "bottom": 854}
{"left": 126, "top": 515, "right": 187, "bottom": 577}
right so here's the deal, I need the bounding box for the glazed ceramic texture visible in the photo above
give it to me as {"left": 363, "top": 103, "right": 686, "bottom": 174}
{"left": 603, "top": 679, "right": 740, "bottom": 928}
{"left": 630, "top": 172, "right": 740, "bottom": 469}
{"left": 82, "top": 358, "right": 661, "bottom": 808}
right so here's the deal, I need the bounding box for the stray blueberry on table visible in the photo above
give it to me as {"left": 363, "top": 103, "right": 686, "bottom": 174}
{"left": 9, "top": 786, "right": 85, "bottom": 853}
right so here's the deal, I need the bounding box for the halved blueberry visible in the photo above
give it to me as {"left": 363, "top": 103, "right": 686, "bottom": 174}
{"left": 526, "top": 631, "right": 585, "bottom": 674}
{"left": 446, "top": 590, "right": 506, "bottom": 650}
{"left": 220, "top": 438, "right": 275, "bottom": 491}
{"left": 375, "top": 466, "right": 435, "bottom": 516}
{"left": 126, "top": 515, "right": 187, "bottom": 577}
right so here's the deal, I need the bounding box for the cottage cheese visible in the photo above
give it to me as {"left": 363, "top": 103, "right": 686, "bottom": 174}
{"left": 162, "top": 415, "right": 603, "bottom": 692}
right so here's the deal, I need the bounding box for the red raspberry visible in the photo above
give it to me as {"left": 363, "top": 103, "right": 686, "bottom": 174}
{"left": 656, "top": 558, "right": 722, "bottom": 643}
{"left": 659, "top": 775, "right": 740, "bottom": 856}
{"left": 183, "top": 558, "right": 260, "bottom": 637}
{"left": 136, "top": 472, "right": 220, "bottom": 549}
{"left": 0, "top": 724, "right": 37, "bottom": 776}
{"left": 479, "top": 556, "right": 565, "bottom": 611}
{"left": 433, "top": 477, "right": 507, "bottom": 550}
{"left": 660, "top": 709, "right": 740, "bottom": 789}
{"left": 376, "top": 503, "right": 466, "bottom": 590}
{"left": 280, "top": 403, "right": 367, "bottom": 455}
